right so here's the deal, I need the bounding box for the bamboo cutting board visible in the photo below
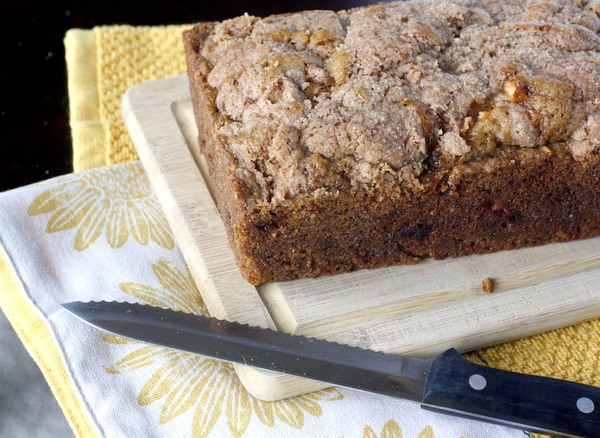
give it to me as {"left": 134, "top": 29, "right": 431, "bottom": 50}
{"left": 123, "top": 75, "right": 600, "bottom": 401}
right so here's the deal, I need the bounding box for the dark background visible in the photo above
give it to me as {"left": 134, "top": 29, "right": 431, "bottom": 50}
{"left": 0, "top": 0, "right": 374, "bottom": 193}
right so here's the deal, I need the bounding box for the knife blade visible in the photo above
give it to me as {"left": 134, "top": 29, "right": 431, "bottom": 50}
{"left": 62, "top": 301, "right": 600, "bottom": 437}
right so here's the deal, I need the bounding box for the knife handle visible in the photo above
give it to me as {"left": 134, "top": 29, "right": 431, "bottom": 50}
{"left": 422, "top": 349, "right": 600, "bottom": 437}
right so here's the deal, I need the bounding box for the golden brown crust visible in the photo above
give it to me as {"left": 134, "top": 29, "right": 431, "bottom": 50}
{"left": 184, "top": 2, "right": 600, "bottom": 285}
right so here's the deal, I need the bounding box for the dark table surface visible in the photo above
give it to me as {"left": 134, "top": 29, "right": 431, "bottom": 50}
{"left": 1, "top": 0, "right": 374, "bottom": 193}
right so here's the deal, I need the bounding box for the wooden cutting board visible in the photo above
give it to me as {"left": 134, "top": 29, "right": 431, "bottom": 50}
{"left": 123, "top": 75, "right": 600, "bottom": 401}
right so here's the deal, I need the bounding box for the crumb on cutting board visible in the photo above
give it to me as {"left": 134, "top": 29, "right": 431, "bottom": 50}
{"left": 482, "top": 277, "right": 494, "bottom": 293}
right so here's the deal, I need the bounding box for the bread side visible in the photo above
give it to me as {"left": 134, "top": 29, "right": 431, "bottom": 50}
{"left": 184, "top": 0, "right": 600, "bottom": 285}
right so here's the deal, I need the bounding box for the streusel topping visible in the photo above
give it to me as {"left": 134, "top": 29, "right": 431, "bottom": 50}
{"left": 200, "top": 0, "right": 600, "bottom": 202}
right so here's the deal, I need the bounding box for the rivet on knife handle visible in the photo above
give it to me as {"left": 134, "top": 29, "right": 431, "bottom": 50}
{"left": 422, "top": 349, "right": 600, "bottom": 437}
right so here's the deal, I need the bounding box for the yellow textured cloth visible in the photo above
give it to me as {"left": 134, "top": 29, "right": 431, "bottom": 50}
{"left": 57, "top": 24, "right": 600, "bottom": 437}
{"left": 65, "top": 25, "right": 190, "bottom": 171}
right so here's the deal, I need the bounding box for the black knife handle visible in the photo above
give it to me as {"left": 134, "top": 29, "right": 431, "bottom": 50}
{"left": 422, "top": 349, "right": 600, "bottom": 437}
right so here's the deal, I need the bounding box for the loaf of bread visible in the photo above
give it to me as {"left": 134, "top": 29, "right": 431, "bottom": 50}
{"left": 183, "top": 0, "right": 600, "bottom": 285}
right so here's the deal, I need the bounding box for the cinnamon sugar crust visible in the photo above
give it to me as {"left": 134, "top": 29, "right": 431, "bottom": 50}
{"left": 184, "top": 0, "right": 600, "bottom": 285}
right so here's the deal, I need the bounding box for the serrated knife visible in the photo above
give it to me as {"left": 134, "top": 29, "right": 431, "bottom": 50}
{"left": 62, "top": 301, "right": 600, "bottom": 437}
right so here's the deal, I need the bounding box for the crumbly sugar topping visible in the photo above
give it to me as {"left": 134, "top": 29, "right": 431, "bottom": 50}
{"left": 200, "top": 0, "right": 600, "bottom": 202}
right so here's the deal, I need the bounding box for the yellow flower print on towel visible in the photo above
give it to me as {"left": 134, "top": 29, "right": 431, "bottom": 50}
{"left": 104, "top": 259, "right": 343, "bottom": 438}
{"left": 28, "top": 162, "right": 173, "bottom": 250}
{"left": 362, "top": 421, "right": 440, "bottom": 438}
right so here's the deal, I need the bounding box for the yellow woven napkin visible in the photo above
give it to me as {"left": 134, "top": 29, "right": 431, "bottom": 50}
{"left": 57, "top": 24, "right": 600, "bottom": 438}
{"left": 65, "top": 26, "right": 190, "bottom": 171}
